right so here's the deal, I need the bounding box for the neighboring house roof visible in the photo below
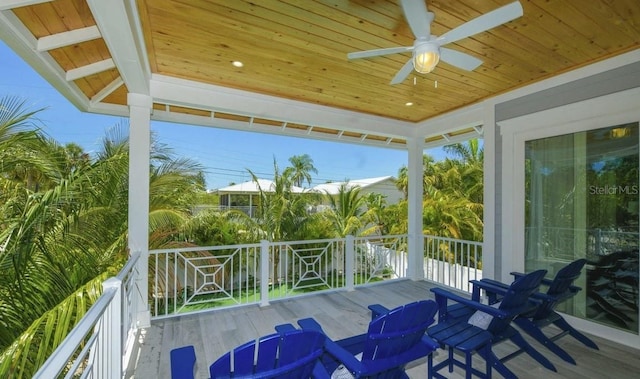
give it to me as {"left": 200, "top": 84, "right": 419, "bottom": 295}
{"left": 216, "top": 179, "right": 305, "bottom": 194}
{"left": 311, "top": 176, "right": 396, "bottom": 195}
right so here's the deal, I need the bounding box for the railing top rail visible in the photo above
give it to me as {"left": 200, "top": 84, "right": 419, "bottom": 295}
{"left": 32, "top": 285, "right": 119, "bottom": 378}
{"left": 150, "top": 243, "right": 261, "bottom": 254}
{"left": 423, "top": 235, "right": 483, "bottom": 245}
{"left": 150, "top": 235, "right": 415, "bottom": 255}
{"left": 117, "top": 251, "right": 141, "bottom": 281}
{"left": 269, "top": 238, "right": 343, "bottom": 246}
{"left": 355, "top": 234, "right": 407, "bottom": 240}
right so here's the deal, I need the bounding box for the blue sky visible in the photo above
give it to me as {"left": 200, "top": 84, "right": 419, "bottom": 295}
{"left": 1, "top": 41, "right": 446, "bottom": 190}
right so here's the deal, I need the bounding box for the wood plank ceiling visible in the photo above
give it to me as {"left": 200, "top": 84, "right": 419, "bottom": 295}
{"left": 3, "top": 0, "right": 640, "bottom": 146}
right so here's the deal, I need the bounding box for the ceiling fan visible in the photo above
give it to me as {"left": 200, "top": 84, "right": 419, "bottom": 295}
{"left": 347, "top": 0, "right": 523, "bottom": 85}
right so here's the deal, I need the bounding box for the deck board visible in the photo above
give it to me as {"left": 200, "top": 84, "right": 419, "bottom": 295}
{"left": 128, "top": 279, "right": 640, "bottom": 379}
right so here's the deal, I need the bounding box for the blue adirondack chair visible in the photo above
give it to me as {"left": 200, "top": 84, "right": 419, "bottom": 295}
{"left": 428, "top": 269, "right": 556, "bottom": 379}
{"left": 480, "top": 259, "right": 599, "bottom": 365}
{"left": 170, "top": 345, "right": 197, "bottom": 379}
{"left": 277, "top": 299, "right": 439, "bottom": 378}
{"left": 208, "top": 329, "right": 328, "bottom": 378}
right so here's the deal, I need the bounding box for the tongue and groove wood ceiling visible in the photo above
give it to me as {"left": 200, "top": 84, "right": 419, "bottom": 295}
{"left": 2, "top": 0, "right": 639, "bottom": 147}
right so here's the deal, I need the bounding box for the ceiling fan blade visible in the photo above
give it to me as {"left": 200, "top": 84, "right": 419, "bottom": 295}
{"left": 400, "top": 0, "right": 433, "bottom": 39}
{"left": 437, "top": 1, "right": 523, "bottom": 45}
{"left": 440, "top": 47, "right": 482, "bottom": 71}
{"left": 390, "top": 59, "right": 415, "bottom": 85}
{"left": 347, "top": 46, "right": 412, "bottom": 60}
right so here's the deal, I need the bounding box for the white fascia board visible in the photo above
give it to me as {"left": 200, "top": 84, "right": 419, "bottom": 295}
{"left": 86, "top": 0, "right": 149, "bottom": 94}
{"left": 0, "top": 0, "right": 52, "bottom": 10}
{"left": 86, "top": 101, "right": 130, "bottom": 118}
{"left": 150, "top": 109, "right": 408, "bottom": 150}
{"left": 149, "top": 74, "right": 415, "bottom": 140}
{"left": 0, "top": 10, "right": 90, "bottom": 110}
{"left": 65, "top": 58, "right": 115, "bottom": 81}
{"left": 414, "top": 104, "right": 485, "bottom": 139}
{"left": 37, "top": 26, "right": 101, "bottom": 51}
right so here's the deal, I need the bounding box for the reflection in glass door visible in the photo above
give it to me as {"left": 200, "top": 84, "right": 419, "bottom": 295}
{"left": 525, "top": 122, "right": 639, "bottom": 333}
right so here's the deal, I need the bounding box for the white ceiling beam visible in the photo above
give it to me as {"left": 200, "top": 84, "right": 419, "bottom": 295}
{"left": 91, "top": 77, "right": 124, "bottom": 104}
{"left": 86, "top": 0, "right": 149, "bottom": 94}
{"left": 415, "top": 104, "right": 484, "bottom": 139}
{"left": 150, "top": 109, "right": 407, "bottom": 150}
{"left": 0, "top": 0, "right": 52, "bottom": 10}
{"left": 424, "top": 130, "right": 481, "bottom": 149}
{"left": 150, "top": 74, "right": 415, "bottom": 140}
{"left": 65, "top": 58, "right": 115, "bottom": 81}
{"left": 37, "top": 26, "right": 101, "bottom": 51}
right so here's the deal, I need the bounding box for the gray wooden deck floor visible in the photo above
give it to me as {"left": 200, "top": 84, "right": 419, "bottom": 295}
{"left": 129, "top": 279, "right": 640, "bottom": 378}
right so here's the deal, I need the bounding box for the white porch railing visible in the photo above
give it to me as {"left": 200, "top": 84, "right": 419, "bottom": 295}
{"left": 149, "top": 235, "right": 411, "bottom": 318}
{"left": 33, "top": 235, "right": 482, "bottom": 377}
{"left": 32, "top": 252, "right": 141, "bottom": 379}
{"left": 424, "top": 235, "right": 483, "bottom": 292}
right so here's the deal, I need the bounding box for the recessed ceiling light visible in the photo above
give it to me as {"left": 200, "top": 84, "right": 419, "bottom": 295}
{"left": 405, "top": 102, "right": 413, "bottom": 106}
{"left": 232, "top": 61, "right": 244, "bottom": 68}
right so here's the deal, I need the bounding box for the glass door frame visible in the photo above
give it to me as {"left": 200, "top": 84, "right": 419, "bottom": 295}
{"left": 498, "top": 87, "right": 640, "bottom": 349}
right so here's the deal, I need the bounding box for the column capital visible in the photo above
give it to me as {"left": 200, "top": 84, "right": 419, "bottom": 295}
{"left": 127, "top": 93, "right": 152, "bottom": 109}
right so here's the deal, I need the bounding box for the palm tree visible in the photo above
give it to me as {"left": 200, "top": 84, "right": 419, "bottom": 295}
{"left": 249, "top": 159, "right": 318, "bottom": 284}
{"left": 284, "top": 154, "right": 318, "bottom": 188}
{"left": 395, "top": 165, "right": 408, "bottom": 199}
{"left": 361, "top": 192, "right": 388, "bottom": 236}
{"left": 0, "top": 116, "right": 204, "bottom": 377}
{"left": 395, "top": 154, "right": 437, "bottom": 199}
{"left": 324, "top": 182, "right": 366, "bottom": 238}
{"left": 443, "top": 139, "right": 484, "bottom": 203}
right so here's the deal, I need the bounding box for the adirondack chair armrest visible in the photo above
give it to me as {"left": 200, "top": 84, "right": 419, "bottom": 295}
{"left": 421, "top": 334, "right": 441, "bottom": 351}
{"left": 431, "top": 287, "right": 510, "bottom": 320}
{"left": 297, "top": 317, "right": 326, "bottom": 332}
{"left": 274, "top": 323, "right": 298, "bottom": 333}
{"left": 323, "top": 335, "right": 437, "bottom": 377}
{"left": 510, "top": 271, "right": 526, "bottom": 280}
{"left": 368, "top": 303, "right": 390, "bottom": 320}
{"left": 322, "top": 336, "right": 367, "bottom": 372}
{"left": 469, "top": 279, "right": 512, "bottom": 303}
{"left": 569, "top": 284, "right": 582, "bottom": 293}
{"left": 477, "top": 278, "right": 509, "bottom": 288}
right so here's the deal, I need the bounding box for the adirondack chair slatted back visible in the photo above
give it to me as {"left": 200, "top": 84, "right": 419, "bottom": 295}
{"left": 362, "top": 300, "right": 437, "bottom": 361}
{"left": 486, "top": 269, "right": 547, "bottom": 333}
{"left": 532, "top": 259, "right": 587, "bottom": 319}
{"left": 209, "top": 329, "right": 325, "bottom": 378}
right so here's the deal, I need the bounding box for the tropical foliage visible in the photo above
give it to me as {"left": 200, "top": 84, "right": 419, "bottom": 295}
{"left": 0, "top": 94, "right": 484, "bottom": 376}
{"left": 0, "top": 97, "right": 204, "bottom": 377}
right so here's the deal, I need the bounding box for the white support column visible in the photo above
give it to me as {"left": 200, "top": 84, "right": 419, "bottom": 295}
{"left": 128, "top": 93, "right": 152, "bottom": 328}
{"left": 407, "top": 138, "right": 425, "bottom": 280}
{"left": 482, "top": 101, "right": 497, "bottom": 280}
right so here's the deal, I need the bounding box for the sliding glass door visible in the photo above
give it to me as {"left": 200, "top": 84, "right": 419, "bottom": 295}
{"left": 524, "top": 123, "right": 639, "bottom": 332}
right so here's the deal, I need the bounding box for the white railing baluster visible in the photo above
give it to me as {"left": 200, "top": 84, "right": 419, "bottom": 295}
{"left": 260, "top": 240, "right": 270, "bottom": 307}
{"left": 423, "top": 236, "right": 483, "bottom": 293}
{"left": 345, "top": 235, "right": 355, "bottom": 290}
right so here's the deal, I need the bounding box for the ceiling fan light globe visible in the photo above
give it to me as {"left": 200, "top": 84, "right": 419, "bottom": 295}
{"left": 413, "top": 45, "right": 440, "bottom": 74}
